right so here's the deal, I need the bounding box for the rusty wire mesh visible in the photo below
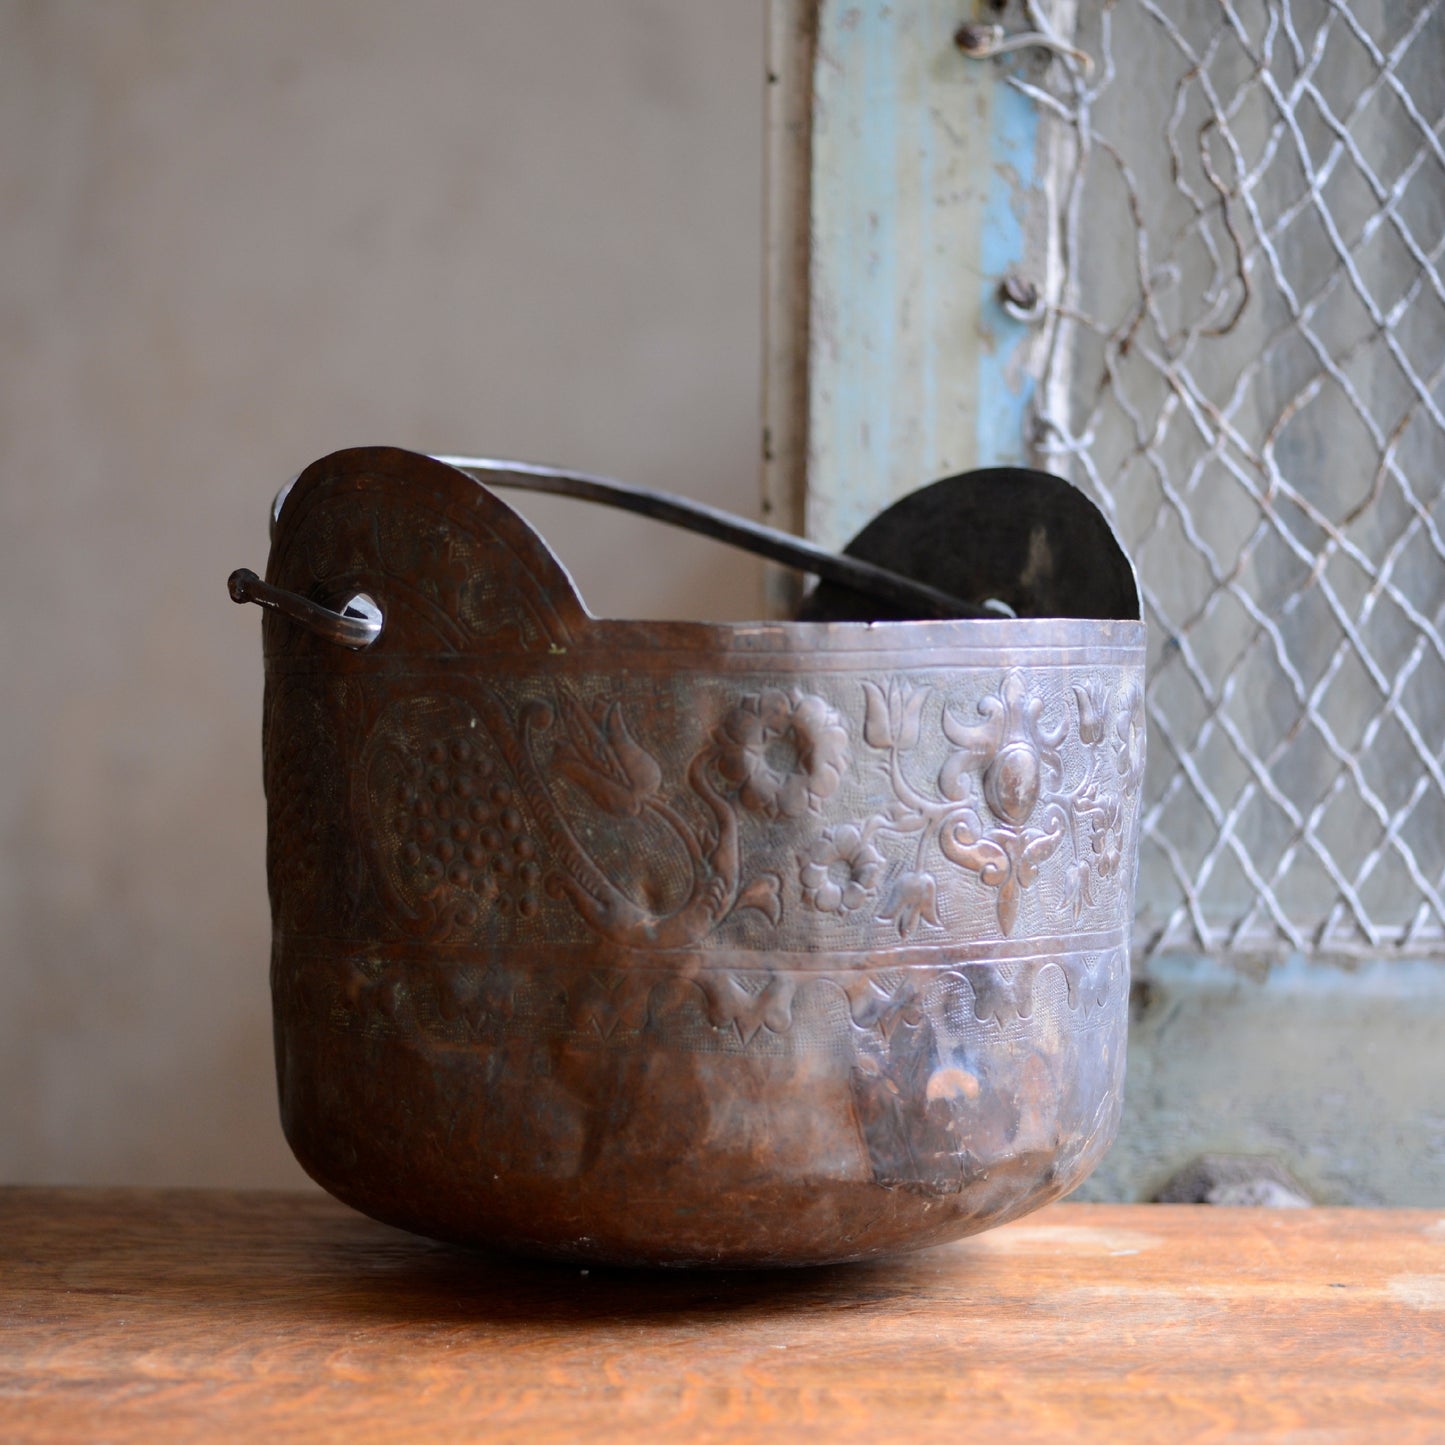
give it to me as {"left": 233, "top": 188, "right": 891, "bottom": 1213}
{"left": 1017, "top": 0, "right": 1445, "bottom": 956}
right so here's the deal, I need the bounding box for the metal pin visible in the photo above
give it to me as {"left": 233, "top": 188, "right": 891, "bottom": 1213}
{"left": 954, "top": 21, "right": 1094, "bottom": 75}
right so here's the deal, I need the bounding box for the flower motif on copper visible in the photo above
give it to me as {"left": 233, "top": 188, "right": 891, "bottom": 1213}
{"left": 800, "top": 824, "right": 885, "bottom": 915}
{"left": 713, "top": 688, "right": 850, "bottom": 820}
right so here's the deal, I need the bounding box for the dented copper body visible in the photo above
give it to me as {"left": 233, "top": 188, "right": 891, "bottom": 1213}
{"left": 240, "top": 447, "right": 1145, "bottom": 1266}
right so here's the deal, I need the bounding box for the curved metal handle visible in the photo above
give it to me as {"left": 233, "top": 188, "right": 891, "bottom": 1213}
{"left": 250, "top": 452, "right": 1004, "bottom": 638}
{"left": 228, "top": 569, "right": 382, "bottom": 649}
{"left": 432, "top": 455, "right": 995, "bottom": 621}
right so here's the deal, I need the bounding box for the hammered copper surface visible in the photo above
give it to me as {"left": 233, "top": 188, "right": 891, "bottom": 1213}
{"left": 253, "top": 447, "right": 1146, "bottom": 1266}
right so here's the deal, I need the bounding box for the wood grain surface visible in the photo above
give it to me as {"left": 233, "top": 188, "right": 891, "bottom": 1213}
{"left": 1, "top": 1188, "right": 1442, "bottom": 1442}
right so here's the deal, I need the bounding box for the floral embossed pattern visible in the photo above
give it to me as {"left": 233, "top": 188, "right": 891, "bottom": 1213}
{"left": 859, "top": 670, "right": 1146, "bottom": 936}
{"left": 800, "top": 825, "right": 885, "bottom": 915}
{"left": 356, "top": 669, "right": 1142, "bottom": 952}
{"left": 713, "top": 689, "right": 850, "bottom": 820}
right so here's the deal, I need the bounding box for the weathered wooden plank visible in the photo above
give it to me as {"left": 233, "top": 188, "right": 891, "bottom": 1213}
{"left": 1, "top": 1188, "right": 1442, "bottom": 1442}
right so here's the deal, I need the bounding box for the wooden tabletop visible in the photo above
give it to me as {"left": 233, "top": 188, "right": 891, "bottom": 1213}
{"left": 1, "top": 1188, "right": 1441, "bottom": 1442}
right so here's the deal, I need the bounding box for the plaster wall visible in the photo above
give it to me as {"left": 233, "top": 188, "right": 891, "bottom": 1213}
{"left": 0, "top": 0, "right": 764, "bottom": 1186}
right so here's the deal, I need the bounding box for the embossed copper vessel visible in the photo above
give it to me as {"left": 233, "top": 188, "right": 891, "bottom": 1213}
{"left": 233, "top": 446, "right": 1145, "bottom": 1267}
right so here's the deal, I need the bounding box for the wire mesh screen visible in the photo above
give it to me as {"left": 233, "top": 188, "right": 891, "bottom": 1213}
{"left": 1017, "top": 0, "right": 1445, "bottom": 957}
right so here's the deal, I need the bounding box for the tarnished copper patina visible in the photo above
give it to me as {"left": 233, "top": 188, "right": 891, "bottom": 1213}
{"left": 231, "top": 446, "right": 1145, "bottom": 1266}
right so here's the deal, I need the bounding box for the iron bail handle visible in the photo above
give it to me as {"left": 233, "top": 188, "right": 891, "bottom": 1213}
{"left": 433, "top": 456, "right": 995, "bottom": 621}
{"left": 229, "top": 455, "right": 1001, "bottom": 647}
{"left": 227, "top": 568, "right": 383, "bottom": 649}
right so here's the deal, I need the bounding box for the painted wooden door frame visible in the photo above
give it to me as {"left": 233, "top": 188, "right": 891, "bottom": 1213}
{"left": 761, "top": 0, "right": 1445, "bottom": 1206}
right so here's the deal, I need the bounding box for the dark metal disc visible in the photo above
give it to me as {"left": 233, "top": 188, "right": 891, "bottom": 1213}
{"left": 796, "top": 467, "right": 1141, "bottom": 623}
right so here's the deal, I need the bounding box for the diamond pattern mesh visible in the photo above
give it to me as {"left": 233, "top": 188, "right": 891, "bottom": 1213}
{"left": 1018, "top": 0, "right": 1445, "bottom": 955}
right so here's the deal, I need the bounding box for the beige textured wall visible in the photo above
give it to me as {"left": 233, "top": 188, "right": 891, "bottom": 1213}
{"left": 1, "top": 1, "right": 764, "bottom": 1185}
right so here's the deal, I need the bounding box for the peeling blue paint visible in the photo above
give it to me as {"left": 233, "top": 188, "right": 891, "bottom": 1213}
{"left": 813, "top": 5, "right": 903, "bottom": 546}
{"left": 808, "top": 5, "right": 1043, "bottom": 547}
{"left": 976, "top": 74, "right": 1038, "bottom": 468}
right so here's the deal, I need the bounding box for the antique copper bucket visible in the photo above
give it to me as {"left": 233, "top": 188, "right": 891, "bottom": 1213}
{"left": 231, "top": 446, "right": 1145, "bottom": 1266}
